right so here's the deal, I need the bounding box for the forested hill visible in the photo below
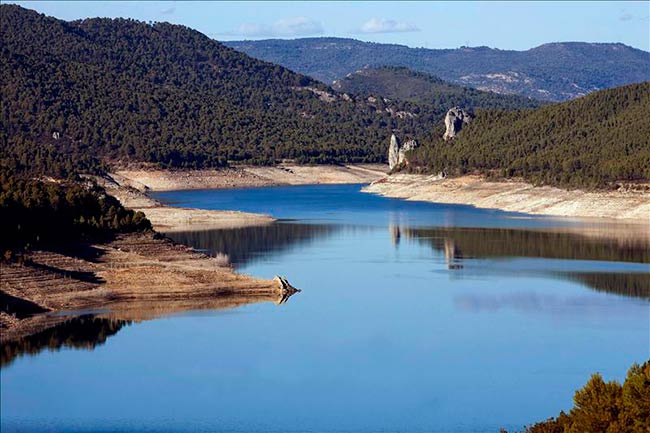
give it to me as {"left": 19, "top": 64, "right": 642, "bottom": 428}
{"left": 0, "top": 5, "right": 425, "bottom": 177}
{"left": 332, "top": 67, "right": 543, "bottom": 110}
{"left": 406, "top": 82, "right": 650, "bottom": 188}
{"left": 226, "top": 38, "right": 650, "bottom": 101}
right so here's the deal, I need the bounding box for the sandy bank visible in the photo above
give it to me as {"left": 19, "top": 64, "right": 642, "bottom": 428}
{"left": 99, "top": 164, "right": 386, "bottom": 232}
{"left": 363, "top": 174, "right": 650, "bottom": 223}
{"left": 98, "top": 173, "right": 276, "bottom": 233}
{"left": 0, "top": 233, "right": 298, "bottom": 342}
{"left": 114, "top": 163, "right": 387, "bottom": 192}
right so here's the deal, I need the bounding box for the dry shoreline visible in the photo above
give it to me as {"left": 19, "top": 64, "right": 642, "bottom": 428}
{"left": 112, "top": 164, "right": 649, "bottom": 225}
{"left": 363, "top": 173, "right": 650, "bottom": 224}
{"left": 1, "top": 164, "right": 385, "bottom": 341}
{"left": 1, "top": 233, "right": 298, "bottom": 342}
{"left": 5, "top": 165, "right": 648, "bottom": 342}
{"left": 104, "top": 164, "right": 387, "bottom": 232}
{"left": 107, "top": 164, "right": 649, "bottom": 231}
{"left": 114, "top": 163, "right": 388, "bottom": 192}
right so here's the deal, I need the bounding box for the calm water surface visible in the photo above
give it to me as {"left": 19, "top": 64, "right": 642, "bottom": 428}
{"left": 2, "top": 184, "right": 649, "bottom": 433}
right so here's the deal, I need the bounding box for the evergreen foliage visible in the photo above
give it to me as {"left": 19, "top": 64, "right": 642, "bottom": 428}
{"left": 406, "top": 82, "right": 650, "bottom": 188}
{"left": 0, "top": 5, "right": 424, "bottom": 176}
{"left": 333, "top": 66, "right": 543, "bottom": 110}
{"left": 519, "top": 361, "right": 650, "bottom": 433}
{"left": 0, "top": 172, "right": 152, "bottom": 257}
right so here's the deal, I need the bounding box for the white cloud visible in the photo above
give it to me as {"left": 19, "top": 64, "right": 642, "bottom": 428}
{"left": 359, "top": 18, "right": 419, "bottom": 34}
{"left": 237, "top": 17, "right": 324, "bottom": 37}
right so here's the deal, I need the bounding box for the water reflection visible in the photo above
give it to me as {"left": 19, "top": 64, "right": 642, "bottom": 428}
{"left": 166, "top": 222, "right": 339, "bottom": 267}
{"left": 401, "top": 226, "right": 650, "bottom": 264}
{"left": 454, "top": 292, "right": 644, "bottom": 316}
{"left": 566, "top": 272, "right": 650, "bottom": 299}
{"left": 1, "top": 315, "right": 130, "bottom": 367}
{"left": 172, "top": 221, "right": 649, "bottom": 300}
{"left": 4, "top": 185, "right": 648, "bottom": 432}
{"left": 1, "top": 287, "right": 300, "bottom": 365}
{"left": 400, "top": 226, "right": 650, "bottom": 299}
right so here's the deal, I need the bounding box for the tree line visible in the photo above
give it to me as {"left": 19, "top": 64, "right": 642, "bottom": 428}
{"left": 405, "top": 82, "right": 650, "bottom": 189}
{"left": 0, "top": 171, "right": 151, "bottom": 258}
{"left": 0, "top": 5, "right": 425, "bottom": 177}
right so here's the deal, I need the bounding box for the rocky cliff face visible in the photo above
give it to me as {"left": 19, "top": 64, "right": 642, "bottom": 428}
{"left": 443, "top": 107, "right": 473, "bottom": 141}
{"left": 388, "top": 134, "right": 418, "bottom": 170}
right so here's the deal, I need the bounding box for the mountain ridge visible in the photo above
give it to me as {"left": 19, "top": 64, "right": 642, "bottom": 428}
{"left": 225, "top": 37, "right": 650, "bottom": 101}
{"left": 0, "top": 5, "right": 424, "bottom": 176}
{"left": 332, "top": 66, "right": 544, "bottom": 110}
{"left": 1, "top": 5, "right": 547, "bottom": 177}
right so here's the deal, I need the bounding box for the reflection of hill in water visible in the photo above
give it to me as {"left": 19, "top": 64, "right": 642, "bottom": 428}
{"left": 566, "top": 273, "right": 650, "bottom": 299}
{"left": 402, "top": 226, "right": 650, "bottom": 299}
{"left": 1, "top": 315, "right": 130, "bottom": 367}
{"left": 402, "top": 226, "right": 650, "bottom": 264}
{"left": 167, "top": 223, "right": 338, "bottom": 266}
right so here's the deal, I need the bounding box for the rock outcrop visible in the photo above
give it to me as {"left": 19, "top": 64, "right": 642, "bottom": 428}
{"left": 388, "top": 135, "right": 419, "bottom": 170}
{"left": 443, "top": 107, "right": 473, "bottom": 141}
{"left": 388, "top": 134, "right": 400, "bottom": 169}
{"left": 274, "top": 275, "right": 301, "bottom": 304}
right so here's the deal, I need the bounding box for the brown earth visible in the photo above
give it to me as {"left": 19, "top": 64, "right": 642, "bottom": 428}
{"left": 2, "top": 164, "right": 385, "bottom": 342}
{"left": 0, "top": 233, "right": 298, "bottom": 342}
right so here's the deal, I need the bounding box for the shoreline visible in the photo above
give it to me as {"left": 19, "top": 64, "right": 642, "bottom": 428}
{"left": 110, "top": 164, "right": 649, "bottom": 226}
{"left": 113, "top": 163, "right": 388, "bottom": 192}
{"left": 1, "top": 164, "right": 384, "bottom": 341}
{"left": 363, "top": 173, "right": 650, "bottom": 224}
{"left": 103, "top": 164, "right": 387, "bottom": 232}
{"left": 7, "top": 165, "right": 647, "bottom": 341}
{"left": 1, "top": 232, "right": 298, "bottom": 342}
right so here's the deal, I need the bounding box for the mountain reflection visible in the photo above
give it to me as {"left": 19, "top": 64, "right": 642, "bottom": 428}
{"left": 166, "top": 222, "right": 339, "bottom": 266}
{"left": 400, "top": 226, "right": 650, "bottom": 264}
{"left": 1, "top": 315, "right": 130, "bottom": 367}
{"left": 566, "top": 272, "right": 650, "bottom": 299}
{"left": 399, "top": 225, "right": 650, "bottom": 299}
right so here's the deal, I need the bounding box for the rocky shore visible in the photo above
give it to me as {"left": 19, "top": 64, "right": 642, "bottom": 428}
{"left": 97, "top": 172, "right": 274, "bottom": 233}
{"left": 364, "top": 173, "right": 650, "bottom": 223}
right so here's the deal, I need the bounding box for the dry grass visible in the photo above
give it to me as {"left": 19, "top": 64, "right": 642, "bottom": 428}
{"left": 1, "top": 233, "right": 296, "bottom": 342}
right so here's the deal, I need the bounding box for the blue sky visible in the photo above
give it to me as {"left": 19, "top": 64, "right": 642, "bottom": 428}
{"left": 11, "top": 1, "right": 650, "bottom": 51}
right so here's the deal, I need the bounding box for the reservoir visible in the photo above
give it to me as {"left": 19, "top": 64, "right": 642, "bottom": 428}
{"left": 2, "top": 184, "right": 648, "bottom": 433}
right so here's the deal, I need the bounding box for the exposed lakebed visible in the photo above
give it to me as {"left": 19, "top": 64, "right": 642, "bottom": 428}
{"left": 2, "top": 184, "right": 648, "bottom": 433}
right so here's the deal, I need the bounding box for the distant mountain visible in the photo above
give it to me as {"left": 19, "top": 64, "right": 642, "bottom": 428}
{"left": 407, "top": 82, "right": 650, "bottom": 188}
{"left": 0, "top": 6, "right": 425, "bottom": 176}
{"left": 225, "top": 37, "right": 650, "bottom": 102}
{"left": 332, "top": 66, "right": 543, "bottom": 110}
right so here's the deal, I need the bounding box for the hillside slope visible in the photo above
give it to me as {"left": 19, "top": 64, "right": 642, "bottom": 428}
{"left": 226, "top": 38, "right": 650, "bottom": 101}
{"left": 407, "top": 82, "right": 650, "bottom": 188}
{"left": 332, "top": 66, "right": 543, "bottom": 109}
{"left": 0, "top": 6, "right": 423, "bottom": 177}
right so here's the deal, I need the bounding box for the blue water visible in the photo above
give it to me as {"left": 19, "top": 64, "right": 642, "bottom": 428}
{"left": 151, "top": 183, "right": 571, "bottom": 228}
{"left": 2, "top": 184, "right": 649, "bottom": 433}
